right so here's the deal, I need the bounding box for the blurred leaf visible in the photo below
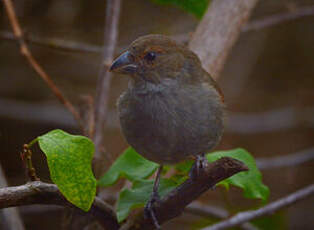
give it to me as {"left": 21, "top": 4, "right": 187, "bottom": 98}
{"left": 175, "top": 159, "right": 193, "bottom": 173}
{"left": 98, "top": 147, "right": 159, "bottom": 187}
{"left": 151, "top": 0, "right": 210, "bottom": 19}
{"left": 207, "top": 148, "right": 270, "bottom": 201}
{"left": 38, "top": 129, "right": 96, "bottom": 211}
{"left": 117, "top": 178, "right": 178, "bottom": 222}
{"left": 252, "top": 211, "right": 287, "bottom": 230}
{"left": 190, "top": 218, "right": 218, "bottom": 230}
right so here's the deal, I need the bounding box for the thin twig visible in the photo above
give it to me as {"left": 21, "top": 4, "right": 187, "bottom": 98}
{"left": 0, "top": 164, "right": 25, "bottom": 230}
{"left": 93, "top": 0, "right": 121, "bottom": 177}
{"left": 2, "top": 98, "right": 314, "bottom": 134}
{"left": 226, "top": 107, "right": 314, "bottom": 134}
{"left": 256, "top": 147, "right": 314, "bottom": 170}
{"left": 0, "top": 181, "right": 120, "bottom": 230}
{"left": 120, "top": 157, "right": 248, "bottom": 230}
{"left": 2, "top": 0, "right": 83, "bottom": 130}
{"left": 0, "top": 30, "right": 103, "bottom": 53}
{"left": 186, "top": 202, "right": 258, "bottom": 230}
{"left": 243, "top": 5, "right": 314, "bottom": 32}
{"left": 0, "top": 30, "right": 182, "bottom": 53}
{"left": 1, "top": 5, "right": 313, "bottom": 56}
{"left": 202, "top": 184, "right": 314, "bottom": 230}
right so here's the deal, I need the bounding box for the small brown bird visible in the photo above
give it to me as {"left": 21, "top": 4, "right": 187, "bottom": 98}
{"left": 110, "top": 34, "right": 224, "bottom": 228}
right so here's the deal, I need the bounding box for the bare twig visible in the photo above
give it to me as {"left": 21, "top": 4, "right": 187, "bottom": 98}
{"left": 0, "top": 181, "right": 120, "bottom": 230}
{"left": 1, "top": 5, "right": 313, "bottom": 56}
{"left": 186, "top": 202, "right": 258, "bottom": 230}
{"left": 226, "top": 107, "right": 314, "bottom": 134}
{"left": 0, "top": 164, "right": 25, "bottom": 230}
{"left": 243, "top": 5, "right": 314, "bottom": 32}
{"left": 189, "top": 0, "right": 259, "bottom": 79}
{"left": 2, "top": 98, "right": 314, "bottom": 134}
{"left": 2, "top": 0, "right": 83, "bottom": 129}
{"left": 0, "top": 30, "right": 103, "bottom": 53}
{"left": 256, "top": 147, "right": 314, "bottom": 170}
{"left": 202, "top": 184, "right": 314, "bottom": 230}
{"left": 93, "top": 0, "right": 122, "bottom": 177}
{"left": 187, "top": 202, "right": 229, "bottom": 219}
{"left": 0, "top": 30, "right": 181, "bottom": 54}
{"left": 120, "top": 157, "right": 248, "bottom": 230}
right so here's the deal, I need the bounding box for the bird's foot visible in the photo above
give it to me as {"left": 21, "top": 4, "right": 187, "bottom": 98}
{"left": 144, "top": 191, "right": 161, "bottom": 229}
{"left": 189, "top": 154, "right": 208, "bottom": 180}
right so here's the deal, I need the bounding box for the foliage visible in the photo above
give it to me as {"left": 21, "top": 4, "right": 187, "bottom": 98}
{"left": 151, "top": 0, "right": 210, "bottom": 19}
{"left": 99, "top": 147, "right": 269, "bottom": 221}
{"left": 117, "top": 178, "right": 178, "bottom": 222}
{"left": 30, "top": 129, "right": 269, "bottom": 221}
{"left": 36, "top": 129, "right": 96, "bottom": 211}
{"left": 207, "top": 149, "right": 270, "bottom": 201}
{"left": 98, "top": 147, "right": 158, "bottom": 186}
{"left": 175, "top": 149, "right": 270, "bottom": 201}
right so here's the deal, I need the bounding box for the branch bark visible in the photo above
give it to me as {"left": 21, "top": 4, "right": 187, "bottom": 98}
{"left": 243, "top": 5, "right": 314, "bottom": 32}
{"left": 0, "top": 181, "right": 120, "bottom": 230}
{"left": 227, "top": 107, "right": 314, "bottom": 134}
{"left": 0, "top": 30, "right": 103, "bottom": 53}
{"left": 2, "top": 0, "right": 83, "bottom": 130}
{"left": 186, "top": 202, "right": 258, "bottom": 230}
{"left": 202, "top": 184, "right": 314, "bottom": 230}
{"left": 120, "top": 157, "right": 248, "bottom": 230}
{"left": 256, "top": 147, "right": 314, "bottom": 170}
{"left": 1, "top": 5, "right": 314, "bottom": 55}
{"left": 93, "top": 0, "right": 122, "bottom": 177}
{"left": 189, "top": 0, "right": 259, "bottom": 79}
{"left": 0, "top": 164, "right": 25, "bottom": 230}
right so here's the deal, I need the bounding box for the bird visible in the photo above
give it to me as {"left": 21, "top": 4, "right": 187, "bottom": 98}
{"left": 110, "top": 34, "right": 224, "bottom": 229}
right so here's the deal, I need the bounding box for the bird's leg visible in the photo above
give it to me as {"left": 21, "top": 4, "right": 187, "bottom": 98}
{"left": 189, "top": 153, "right": 208, "bottom": 180}
{"left": 144, "top": 165, "right": 163, "bottom": 229}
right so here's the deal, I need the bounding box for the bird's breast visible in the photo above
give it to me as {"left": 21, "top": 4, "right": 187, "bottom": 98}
{"left": 117, "top": 82, "right": 224, "bottom": 164}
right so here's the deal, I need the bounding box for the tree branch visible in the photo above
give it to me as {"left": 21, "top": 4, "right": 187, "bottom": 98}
{"left": 202, "top": 184, "right": 314, "bottom": 230}
{"left": 189, "top": 0, "right": 259, "bottom": 79}
{"left": 0, "top": 181, "right": 120, "bottom": 230}
{"left": 1, "top": 5, "right": 313, "bottom": 55}
{"left": 243, "top": 5, "right": 314, "bottom": 32}
{"left": 0, "top": 30, "right": 103, "bottom": 53}
{"left": 120, "top": 157, "right": 248, "bottom": 230}
{"left": 226, "top": 107, "right": 314, "bottom": 134}
{"left": 186, "top": 202, "right": 258, "bottom": 230}
{"left": 0, "top": 164, "right": 25, "bottom": 230}
{"left": 2, "top": 98, "right": 313, "bottom": 135}
{"left": 92, "top": 0, "right": 122, "bottom": 177}
{"left": 2, "top": 0, "right": 83, "bottom": 130}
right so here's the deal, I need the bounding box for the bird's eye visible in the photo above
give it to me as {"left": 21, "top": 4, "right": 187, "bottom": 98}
{"left": 144, "top": 52, "right": 156, "bottom": 62}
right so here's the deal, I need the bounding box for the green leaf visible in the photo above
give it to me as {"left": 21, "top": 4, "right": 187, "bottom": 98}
{"left": 173, "top": 148, "right": 269, "bottom": 201}
{"left": 98, "top": 147, "right": 159, "bottom": 187}
{"left": 38, "top": 129, "right": 96, "bottom": 211}
{"left": 206, "top": 148, "right": 270, "bottom": 201}
{"left": 151, "top": 0, "right": 210, "bottom": 19}
{"left": 117, "top": 179, "right": 178, "bottom": 222}
{"left": 175, "top": 159, "right": 193, "bottom": 174}
{"left": 252, "top": 211, "right": 287, "bottom": 230}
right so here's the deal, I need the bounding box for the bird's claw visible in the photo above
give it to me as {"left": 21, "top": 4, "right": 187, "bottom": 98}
{"left": 144, "top": 191, "right": 161, "bottom": 229}
{"left": 189, "top": 154, "right": 208, "bottom": 180}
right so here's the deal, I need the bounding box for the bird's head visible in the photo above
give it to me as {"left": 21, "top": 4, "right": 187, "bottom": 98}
{"left": 110, "top": 34, "right": 201, "bottom": 83}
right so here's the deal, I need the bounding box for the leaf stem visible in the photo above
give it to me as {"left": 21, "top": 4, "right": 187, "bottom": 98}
{"left": 21, "top": 144, "right": 40, "bottom": 181}
{"left": 27, "top": 138, "right": 39, "bottom": 148}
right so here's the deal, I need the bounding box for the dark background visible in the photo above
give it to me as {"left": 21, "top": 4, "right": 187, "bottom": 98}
{"left": 0, "top": 0, "right": 313, "bottom": 229}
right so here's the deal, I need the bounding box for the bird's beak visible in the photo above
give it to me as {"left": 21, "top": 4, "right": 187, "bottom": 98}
{"left": 110, "top": 50, "right": 137, "bottom": 74}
